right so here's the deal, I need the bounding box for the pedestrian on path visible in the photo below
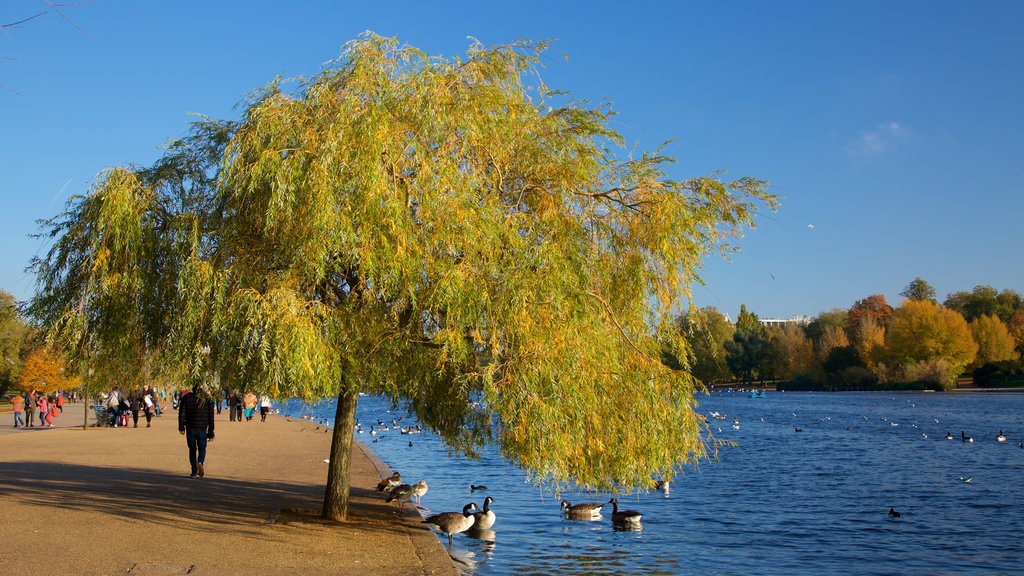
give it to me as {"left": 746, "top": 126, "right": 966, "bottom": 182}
{"left": 11, "top": 393, "right": 25, "bottom": 428}
{"left": 24, "top": 389, "right": 37, "bottom": 428}
{"left": 243, "top": 390, "right": 257, "bottom": 421}
{"left": 178, "top": 388, "right": 215, "bottom": 478}
{"left": 259, "top": 395, "right": 271, "bottom": 422}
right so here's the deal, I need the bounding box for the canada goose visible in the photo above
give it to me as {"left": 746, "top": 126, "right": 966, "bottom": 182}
{"left": 945, "top": 432, "right": 954, "bottom": 440}
{"left": 472, "top": 496, "right": 496, "bottom": 530}
{"left": 561, "top": 500, "right": 604, "bottom": 518}
{"left": 470, "top": 484, "right": 488, "bottom": 491}
{"left": 412, "top": 480, "right": 428, "bottom": 507}
{"left": 794, "top": 427, "right": 803, "bottom": 433}
{"left": 888, "top": 508, "right": 901, "bottom": 518}
{"left": 996, "top": 431, "right": 1006, "bottom": 442}
{"left": 424, "top": 503, "right": 479, "bottom": 547}
{"left": 386, "top": 484, "right": 414, "bottom": 512}
{"left": 959, "top": 476, "right": 973, "bottom": 483}
{"left": 961, "top": 431, "right": 973, "bottom": 443}
{"left": 376, "top": 471, "right": 401, "bottom": 492}
{"left": 608, "top": 498, "right": 642, "bottom": 525}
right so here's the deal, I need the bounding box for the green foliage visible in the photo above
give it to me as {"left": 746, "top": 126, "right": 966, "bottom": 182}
{"left": 900, "top": 277, "right": 936, "bottom": 303}
{"left": 674, "top": 307, "right": 734, "bottom": 384}
{"left": 0, "top": 290, "right": 29, "bottom": 393}
{"left": 972, "top": 360, "right": 1023, "bottom": 387}
{"left": 823, "top": 345, "right": 864, "bottom": 376}
{"left": 766, "top": 323, "right": 814, "bottom": 380}
{"left": 28, "top": 34, "right": 775, "bottom": 498}
{"left": 724, "top": 329, "right": 769, "bottom": 384}
{"left": 735, "top": 304, "right": 764, "bottom": 336}
{"left": 944, "top": 285, "right": 1024, "bottom": 323}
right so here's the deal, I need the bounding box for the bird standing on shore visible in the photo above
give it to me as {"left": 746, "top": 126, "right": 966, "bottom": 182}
{"left": 424, "top": 503, "right": 479, "bottom": 547}
{"left": 376, "top": 471, "right": 401, "bottom": 492}
{"left": 412, "top": 479, "right": 428, "bottom": 507}
{"left": 386, "top": 484, "right": 414, "bottom": 512}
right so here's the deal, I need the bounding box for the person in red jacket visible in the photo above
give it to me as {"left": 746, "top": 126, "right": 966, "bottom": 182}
{"left": 177, "top": 388, "right": 215, "bottom": 478}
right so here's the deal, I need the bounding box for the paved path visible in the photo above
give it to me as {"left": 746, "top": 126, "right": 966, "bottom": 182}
{"left": 0, "top": 403, "right": 458, "bottom": 576}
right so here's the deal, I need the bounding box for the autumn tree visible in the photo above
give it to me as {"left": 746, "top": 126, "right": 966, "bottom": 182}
{"left": 1007, "top": 310, "right": 1024, "bottom": 355}
{"left": 767, "top": 322, "right": 814, "bottom": 380}
{"left": 878, "top": 299, "right": 977, "bottom": 378}
{"left": 900, "top": 277, "right": 936, "bottom": 303}
{"left": 848, "top": 316, "right": 885, "bottom": 369}
{"left": 806, "top": 309, "right": 848, "bottom": 361}
{"left": 28, "top": 35, "right": 775, "bottom": 520}
{"left": 969, "top": 314, "right": 1019, "bottom": 368}
{"left": 18, "top": 347, "right": 79, "bottom": 394}
{"left": 847, "top": 294, "right": 893, "bottom": 334}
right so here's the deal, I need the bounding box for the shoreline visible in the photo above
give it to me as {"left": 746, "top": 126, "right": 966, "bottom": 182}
{"left": 0, "top": 407, "right": 458, "bottom": 576}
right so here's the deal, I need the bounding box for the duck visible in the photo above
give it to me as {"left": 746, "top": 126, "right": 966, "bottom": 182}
{"left": 376, "top": 471, "right": 401, "bottom": 492}
{"left": 961, "top": 431, "right": 974, "bottom": 443}
{"left": 996, "top": 431, "right": 1006, "bottom": 442}
{"left": 470, "top": 484, "right": 488, "bottom": 491}
{"left": 888, "top": 508, "right": 901, "bottom": 518}
{"left": 959, "top": 476, "right": 973, "bottom": 483}
{"left": 424, "top": 503, "right": 479, "bottom": 547}
{"left": 386, "top": 484, "right": 414, "bottom": 512}
{"left": 608, "top": 498, "right": 642, "bottom": 526}
{"left": 412, "top": 480, "right": 428, "bottom": 507}
{"left": 561, "top": 500, "right": 604, "bottom": 518}
{"left": 472, "top": 496, "right": 496, "bottom": 530}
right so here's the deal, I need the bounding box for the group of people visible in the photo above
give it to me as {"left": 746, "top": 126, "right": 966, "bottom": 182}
{"left": 103, "top": 385, "right": 162, "bottom": 428}
{"left": 9, "top": 389, "right": 66, "bottom": 428}
{"left": 222, "top": 389, "right": 273, "bottom": 423}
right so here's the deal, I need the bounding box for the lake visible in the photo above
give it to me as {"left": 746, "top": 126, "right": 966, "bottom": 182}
{"left": 288, "top": 391, "right": 1024, "bottom": 575}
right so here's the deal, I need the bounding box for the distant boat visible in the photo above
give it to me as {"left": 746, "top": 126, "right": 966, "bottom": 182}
{"left": 749, "top": 390, "right": 767, "bottom": 399}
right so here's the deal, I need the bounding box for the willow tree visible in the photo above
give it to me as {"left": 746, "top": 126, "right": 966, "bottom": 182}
{"left": 30, "top": 34, "right": 774, "bottom": 520}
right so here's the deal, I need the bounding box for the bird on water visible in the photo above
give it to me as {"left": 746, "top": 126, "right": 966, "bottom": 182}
{"left": 561, "top": 500, "right": 604, "bottom": 519}
{"left": 888, "top": 508, "right": 901, "bottom": 518}
{"left": 424, "top": 503, "right": 479, "bottom": 547}
{"left": 608, "top": 498, "right": 642, "bottom": 526}
{"left": 472, "top": 496, "right": 496, "bottom": 530}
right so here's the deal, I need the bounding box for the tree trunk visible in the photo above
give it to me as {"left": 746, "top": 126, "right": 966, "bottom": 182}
{"left": 322, "top": 388, "right": 357, "bottom": 521}
{"left": 83, "top": 391, "right": 88, "bottom": 431}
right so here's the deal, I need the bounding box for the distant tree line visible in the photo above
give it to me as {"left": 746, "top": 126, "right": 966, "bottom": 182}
{"left": 670, "top": 279, "right": 1024, "bottom": 391}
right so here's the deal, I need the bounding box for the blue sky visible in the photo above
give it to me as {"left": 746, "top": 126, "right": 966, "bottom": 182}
{"left": 2, "top": 0, "right": 1022, "bottom": 320}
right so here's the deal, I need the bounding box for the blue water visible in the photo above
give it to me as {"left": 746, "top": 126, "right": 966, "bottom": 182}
{"left": 288, "top": 391, "right": 1024, "bottom": 575}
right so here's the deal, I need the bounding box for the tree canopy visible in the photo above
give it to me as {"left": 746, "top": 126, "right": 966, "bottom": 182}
{"left": 28, "top": 35, "right": 775, "bottom": 519}
{"left": 880, "top": 299, "right": 977, "bottom": 376}
{"left": 900, "top": 277, "right": 936, "bottom": 303}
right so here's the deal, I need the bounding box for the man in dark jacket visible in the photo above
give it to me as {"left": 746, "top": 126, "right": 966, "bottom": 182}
{"left": 178, "top": 388, "right": 215, "bottom": 478}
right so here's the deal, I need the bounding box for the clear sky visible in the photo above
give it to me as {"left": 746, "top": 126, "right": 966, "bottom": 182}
{"left": 3, "top": 0, "right": 1022, "bottom": 320}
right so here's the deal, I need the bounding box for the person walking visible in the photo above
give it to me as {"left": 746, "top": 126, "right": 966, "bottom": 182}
{"left": 107, "top": 387, "right": 122, "bottom": 427}
{"left": 37, "top": 395, "right": 52, "bottom": 427}
{"left": 11, "top": 393, "right": 25, "bottom": 428}
{"left": 55, "top": 393, "right": 64, "bottom": 413}
{"left": 242, "top": 390, "right": 257, "bottom": 421}
{"left": 129, "top": 387, "right": 144, "bottom": 428}
{"left": 24, "top": 389, "right": 37, "bottom": 428}
{"left": 258, "top": 395, "right": 271, "bottom": 422}
{"left": 178, "top": 388, "right": 215, "bottom": 478}
{"left": 142, "top": 389, "right": 156, "bottom": 427}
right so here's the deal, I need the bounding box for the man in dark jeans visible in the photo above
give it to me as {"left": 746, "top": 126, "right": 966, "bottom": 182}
{"left": 177, "top": 388, "right": 215, "bottom": 478}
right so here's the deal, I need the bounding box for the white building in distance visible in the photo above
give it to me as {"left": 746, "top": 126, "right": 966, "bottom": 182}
{"left": 760, "top": 315, "right": 812, "bottom": 328}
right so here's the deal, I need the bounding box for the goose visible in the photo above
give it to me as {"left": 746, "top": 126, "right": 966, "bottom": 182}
{"left": 945, "top": 432, "right": 953, "bottom": 440}
{"left": 888, "top": 508, "right": 901, "bottom": 518}
{"left": 472, "top": 496, "right": 496, "bottom": 530}
{"left": 470, "top": 484, "right": 488, "bottom": 491}
{"left": 996, "top": 431, "right": 1006, "bottom": 442}
{"left": 412, "top": 480, "right": 428, "bottom": 507}
{"left": 386, "top": 483, "right": 414, "bottom": 512}
{"left": 424, "top": 503, "right": 478, "bottom": 547}
{"left": 959, "top": 476, "right": 973, "bottom": 483}
{"left": 794, "top": 427, "right": 803, "bottom": 433}
{"left": 376, "top": 471, "right": 401, "bottom": 492}
{"left": 561, "top": 500, "right": 604, "bottom": 518}
{"left": 608, "top": 498, "right": 642, "bottom": 526}
{"left": 961, "top": 431, "right": 973, "bottom": 443}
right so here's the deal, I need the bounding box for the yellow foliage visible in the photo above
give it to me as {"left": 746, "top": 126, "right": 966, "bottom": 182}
{"left": 18, "top": 348, "right": 80, "bottom": 394}
{"left": 879, "top": 300, "right": 977, "bottom": 375}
